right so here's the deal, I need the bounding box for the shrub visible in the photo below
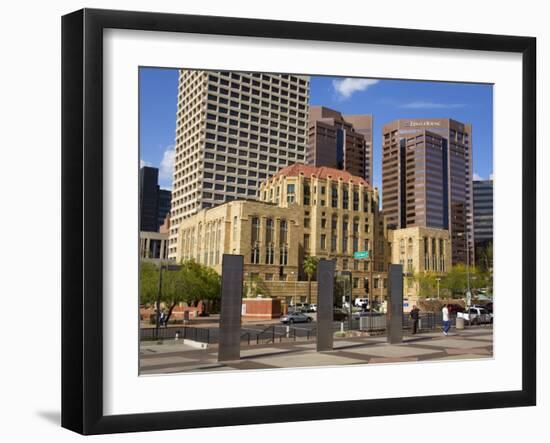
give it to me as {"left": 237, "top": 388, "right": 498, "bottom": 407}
{"left": 418, "top": 298, "right": 465, "bottom": 313}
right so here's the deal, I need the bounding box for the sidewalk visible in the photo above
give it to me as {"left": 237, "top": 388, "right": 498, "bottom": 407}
{"left": 139, "top": 326, "right": 493, "bottom": 375}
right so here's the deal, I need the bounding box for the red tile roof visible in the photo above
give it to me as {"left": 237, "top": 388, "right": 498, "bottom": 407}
{"left": 270, "top": 163, "right": 372, "bottom": 189}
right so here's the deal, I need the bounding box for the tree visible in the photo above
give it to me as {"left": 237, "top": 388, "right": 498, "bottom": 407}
{"left": 441, "top": 264, "right": 488, "bottom": 299}
{"left": 302, "top": 256, "right": 319, "bottom": 305}
{"left": 140, "top": 261, "right": 160, "bottom": 306}
{"left": 441, "top": 264, "right": 468, "bottom": 297}
{"left": 477, "top": 242, "right": 493, "bottom": 273}
{"left": 414, "top": 271, "right": 438, "bottom": 298}
{"left": 243, "top": 274, "right": 271, "bottom": 298}
{"left": 139, "top": 259, "right": 221, "bottom": 324}
{"left": 476, "top": 242, "right": 493, "bottom": 296}
{"left": 170, "top": 260, "right": 221, "bottom": 319}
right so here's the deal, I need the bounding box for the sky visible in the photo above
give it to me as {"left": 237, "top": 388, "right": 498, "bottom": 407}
{"left": 139, "top": 68, "right": 493, "bottom": 191}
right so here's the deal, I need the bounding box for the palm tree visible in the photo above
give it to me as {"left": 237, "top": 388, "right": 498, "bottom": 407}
{"left": 302, "top": 256, "right": 319, "bottom": 305}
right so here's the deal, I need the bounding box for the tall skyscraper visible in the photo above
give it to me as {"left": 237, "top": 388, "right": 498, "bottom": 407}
{"left": 307, "top": 106, "right": 373, "bottom": 184}
{"left": 168, "top": 70, "right": 310, "bottom": 259}
{"left": 139, "top": 166, "right": 160, "bottom": 232}
{"left": 345, "top": 114, "right": 373, "bottom": 185}
{"left": 157, "top": 189, "right": 172, "bottom": 228}
{"left": 473, "top": 179, "right": 493, "bottom": 248}
{"left": 381, "top": 118, "right": 473, "bottom": 265}
{"left": 139, "top": 166, "right": 172, "bottom": 232}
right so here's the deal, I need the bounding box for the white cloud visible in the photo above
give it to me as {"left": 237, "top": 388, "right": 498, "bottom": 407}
{"left": 140, "top": 159, "right": 151, "bottom": 168}
{"left": 399, "top": 101, "right": 466, "bottom": 109}
{"left": 332, "top": 78, "right": 379, "bottom": 100}
{"left": 159, "top": 145, "right": 175, "bottom": 187}
{"left": 473, "top": 172, "right": 493, "bottom": 181}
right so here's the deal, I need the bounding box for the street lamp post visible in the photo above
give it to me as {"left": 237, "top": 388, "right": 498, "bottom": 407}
{"left": 436, "top": 277, "right": 441, "bottom": 299}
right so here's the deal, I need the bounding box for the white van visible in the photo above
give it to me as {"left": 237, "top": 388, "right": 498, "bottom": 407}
{"left": 289, "top": 302, "right": 309, "bottom": 312}
{"left": 354, "top": 298, "right": 369, "bottom": 307}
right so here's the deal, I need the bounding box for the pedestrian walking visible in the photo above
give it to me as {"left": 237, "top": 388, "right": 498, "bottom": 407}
{"left": 410, "top": 305, "right": 420, "bottom": 334}
{"left": 442, "top": 304, "right": 451, "bottom": 335}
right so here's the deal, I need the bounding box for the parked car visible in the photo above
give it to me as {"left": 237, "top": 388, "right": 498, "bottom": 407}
{"left": 308, "top": 304, "right": 317, "bottom": 312}
{"left": 289, "top": 302, "right": 309, "bottom": 312}
{"left": 280, "top": 312, "right": 313, "bottom": 324}
{"left": 354, "top": 297, "right": 369, "bottom": 308}
{"left": 457, "top": 306, "right": 493, "bottom": 324}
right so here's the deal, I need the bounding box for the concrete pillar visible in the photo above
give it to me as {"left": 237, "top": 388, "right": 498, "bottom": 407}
{"left": 316, "top": 259, "right": 335, "bottom": 352}
{"left": 387, "top": 264, "right": 404, "bottom": 344}
{"left": 218, "top": 254, "right": 244, "bottom": 362}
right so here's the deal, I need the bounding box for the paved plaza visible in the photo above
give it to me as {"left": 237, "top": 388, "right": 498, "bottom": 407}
{"left": 140, "top": 326, "right": 493, "bottom": 375}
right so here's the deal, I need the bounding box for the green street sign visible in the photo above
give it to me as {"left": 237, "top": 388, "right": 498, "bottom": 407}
{"left": 353, "top": 251, "right": 369, "bottom": 259}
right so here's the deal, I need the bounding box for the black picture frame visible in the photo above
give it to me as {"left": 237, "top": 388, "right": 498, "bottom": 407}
{"left": 62, "top": 8, "right": 536, "bottom": 435}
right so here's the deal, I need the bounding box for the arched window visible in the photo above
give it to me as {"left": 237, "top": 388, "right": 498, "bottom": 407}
{"left": 342, "top": 216, "right": 349, "bottom": 253}
{"left": 251, "top": 217, "right": 260, "bottom": 243}
{"left": 265, "top": 218, "right": 274, "bottom": 264}
{"left": 279, "top": 219, "right": 288, "bottom": 265}
{"left": 331, "top": 215, "right": 338, "bottom": 252}
{"left": 265, "top": 218, "right": 274, "bottom": 244}
{"left": 215, "top": 221, "right": 221, "bottom": 265}
{"left": 331, "top": 185, "right": 338, "bottom": 208}
{"left": 303, "top": 182, "right": 311, "bottom": 205}
{"left": 352, "top": 216, "right": 359, "bottom": 252}
{"left": 197, "top": 223, "right": 202, "bottom": 262}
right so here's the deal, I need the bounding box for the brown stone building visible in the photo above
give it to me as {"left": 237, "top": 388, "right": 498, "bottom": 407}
{"left": 175, "top": 164, "right": 388, "bottom": 306}
{"left": 307, "top": 106, "right": 373, "bottom": 184}
{"left": 381, "top": 118, "right": 473, "bottom": 265}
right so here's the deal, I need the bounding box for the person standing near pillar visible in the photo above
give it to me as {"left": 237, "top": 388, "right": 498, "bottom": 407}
{"left": 410, "top": 305, "right": 420, "bottom": 334}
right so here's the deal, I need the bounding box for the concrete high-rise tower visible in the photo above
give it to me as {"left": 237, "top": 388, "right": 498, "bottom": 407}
{"left": 168, "top": 70, "right": 310, "bottom": 259}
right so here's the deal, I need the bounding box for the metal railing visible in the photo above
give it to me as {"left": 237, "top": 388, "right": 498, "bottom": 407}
{"left": 358, "top": 314, "right": 386, "bottom": 332}
{"left": 240, "top": 331, "right": 251, "bottom": 346}
{"left": 140, "top": 326, "right": 211, "bottom": 343}
{"left": 255, "top": 325, "right": 277, "bottom": 345}
{"left": 306, "top": 327, "right": 317, "bottom": 340}
{"left": 141, "top": 312, "right": 480, "bottom": 346}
